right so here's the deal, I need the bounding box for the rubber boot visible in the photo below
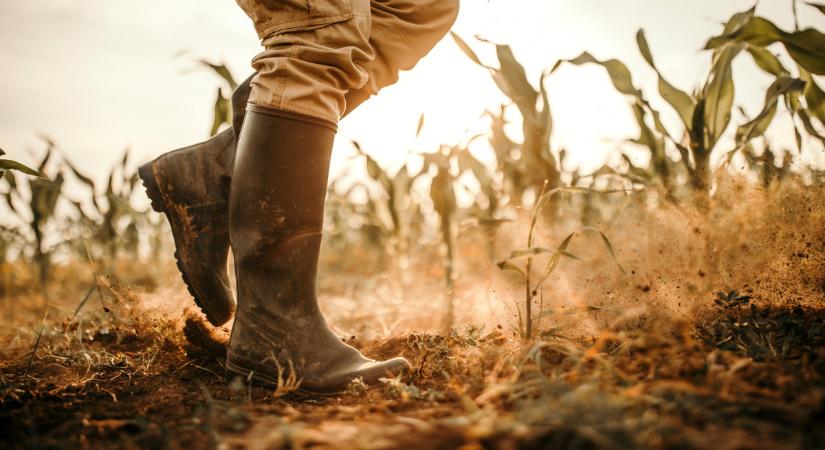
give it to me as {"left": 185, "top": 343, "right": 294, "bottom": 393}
{"left": 137, "top": 76, "right": 252, "bottom": 326}
{"left": 225, "top": 107, "right": 410, "bottom": 393}
{"left": 138, "top": 129, "right": 236, "bottom": 326}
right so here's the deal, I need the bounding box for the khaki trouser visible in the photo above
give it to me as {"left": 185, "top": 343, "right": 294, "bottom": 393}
{"left": 235, "top": 0, "right": 460, "bottom": 124}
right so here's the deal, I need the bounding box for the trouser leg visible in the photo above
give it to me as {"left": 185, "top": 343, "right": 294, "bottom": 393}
{"left": 234, "top": 0, "right": 460, "bottom": 122}
{"left": 236, "top": 0, "right": 374, "bottom": 123}
{"left": 344, "top": 0, "right": 460, "bottom": 113}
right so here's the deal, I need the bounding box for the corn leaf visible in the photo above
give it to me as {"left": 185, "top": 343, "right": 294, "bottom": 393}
{"left": 211, "top": 87, "right": 230, "bottom": 137}
{"left": 497, "top": 260, "right": 527, "bottom": 277}
{"left": 503, "top": 247, "right": 556, "bottom": 261}
{"left": 806, "top": 2, "right": 825, "bottom": 15}
{"left": 723, "top": 6, "right": 756, "bottom": 35}
{"left": 703, "top": 43, "right": 742, "bottom": 151}
{"left": 799, "top": 66, "right": 825, "bottom": 123}
{"left": 198, "top": 60, "right": 237, "bottom": 89}
{"left": 636, "top": 30, "right": 696, "bottom": 130}
{"left": 630, "top": 102, "right": 667, "bottom": 163}
{"left": 535, "top": 233, "right": 576, "bottom": 289}
{"left": 495, "top": 44, "right": 541, "bottom": 125}
{"left": 553, "top": 52, "right": 642, "bottom": 97}
{"left": 450, "top": 32, "right": 487, "bottom": 68}
{"left": 746, "top": 46, "right": 788, "bottom": 77}
{"left": 736, "top": 77, "right": 806, "bottom": 146}
{"left": 0, "top": 159, "right": 45, "bottom": 178}
{"left": 538, "top": 69, "right": 553, "bottom": 136}
{"left": 63, "top": 156, "right": 97, "bottom": 191}
{"left": 581, "top": 226, "right": 626, "bottom": 274}
{"left": 705, "top": 17, "right": 825, "bottom": 75}
{"left": 798, "top": 109, "right": 825, "bottom": 146}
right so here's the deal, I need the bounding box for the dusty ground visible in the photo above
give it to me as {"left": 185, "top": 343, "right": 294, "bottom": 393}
{"left": 2, "top": 264, "right": 825, "bottom": 449}
{"left": 3, "top": 182, "right": 825, "bottom": 449}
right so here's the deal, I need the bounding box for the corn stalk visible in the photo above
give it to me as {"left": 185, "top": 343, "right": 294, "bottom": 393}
{"left": 1, "top": 140, "right": 65, "bottom": 286}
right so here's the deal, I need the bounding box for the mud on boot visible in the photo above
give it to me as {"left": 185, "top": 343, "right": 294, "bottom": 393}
{"left": 225, "top": 107, "right": 410, "bottom": 393}
{"left": 138, "top": 128, "right": 236, "bottom": 326}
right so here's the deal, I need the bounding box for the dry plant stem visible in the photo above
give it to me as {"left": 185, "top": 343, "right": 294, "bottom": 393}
{"left": 525, "top": 181, "right": 550, "bottom": 339}
{"left": 24, "top": 310, "right": 48, "bottom": 377}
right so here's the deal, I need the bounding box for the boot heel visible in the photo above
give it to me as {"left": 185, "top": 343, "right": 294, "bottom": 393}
{"left": 138, "top": 161, "right": 166, "bottom": 214}
{"left": 225, "top": 358, "right": 281, "bottom": 388}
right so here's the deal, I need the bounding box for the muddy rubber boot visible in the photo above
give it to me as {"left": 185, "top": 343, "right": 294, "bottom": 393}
{"left": 138, "top": 129, "right": 237, "bottom": 326}
{"left": 225, "top": 107, "right": 410, "bottom": 393}
{"left": 137, "top": 76, "right": 253, "bottom": 326}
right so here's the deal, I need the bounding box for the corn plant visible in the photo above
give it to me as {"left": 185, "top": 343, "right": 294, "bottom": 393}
{"left": 497, "top": 183, "right": 626, "bottom": 339}
{"left": 1, "top": 140, "right": 65, "bottom": 286}
{"left": 1, "top": 148, "right": 44, "bottom": 265}
{"left": 704, "top": 4, "right": 825, "bottom": 149}
{"left": 63, "top": 149, "right": 147, "bottom": 268}
{"left": 552, "top": 6, "right": 818, "bottom": 204}
{"left": 196, "top": 59, "right": 238, "bottom": 136}
{"left": 452, "top": 33, "right": 560, "bottom": 203}
{"left": 350, "top": 141, "right": 423, "bottom": 270}
{"left": 423, "top": 147, "right": 460, "bottom": 331}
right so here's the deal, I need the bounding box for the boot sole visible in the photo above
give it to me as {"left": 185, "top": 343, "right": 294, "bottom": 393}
{"left": 138, "top": 160, "right": 230, "bottom": 327}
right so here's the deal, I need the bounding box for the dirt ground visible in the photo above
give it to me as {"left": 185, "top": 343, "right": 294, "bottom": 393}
{"left": 2, "top": 269, "right": 825, "bottom": 449}
{"left": 3, "top": 183, "right": 825, "bottom": 449}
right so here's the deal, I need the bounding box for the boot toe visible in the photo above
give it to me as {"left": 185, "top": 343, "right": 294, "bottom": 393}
{"left": 349, "top": 356, "right": 412, "bottom": 386}
{"left": 302, "top": 356, "right": 412, "bottom": 394}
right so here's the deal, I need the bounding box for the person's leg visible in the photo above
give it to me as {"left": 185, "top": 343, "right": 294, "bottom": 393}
{"left": 343, "top": 0, "right": 461, "bottom": 112}
{"left": 138, "top": 0, "right": 460, "bottom": 328}
{"left": 226, "top": 0, "right": 410, "bottom": 392}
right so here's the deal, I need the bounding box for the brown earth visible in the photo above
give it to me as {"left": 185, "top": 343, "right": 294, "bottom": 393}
{"left": 3, "top": 182, "right": 825, "bottom": 449}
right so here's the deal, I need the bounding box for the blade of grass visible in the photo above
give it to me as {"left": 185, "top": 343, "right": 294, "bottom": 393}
{"left": 25, "top": 310, "right": 49, "bottom": 377}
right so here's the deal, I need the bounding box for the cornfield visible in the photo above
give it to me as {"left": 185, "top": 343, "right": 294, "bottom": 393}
{"left": 2, "top": 3, "right": 825, "bottom": 449}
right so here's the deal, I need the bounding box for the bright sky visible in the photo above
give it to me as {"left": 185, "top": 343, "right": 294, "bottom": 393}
{"left": 1, "top": 0, "right": 823, "bottom": 184}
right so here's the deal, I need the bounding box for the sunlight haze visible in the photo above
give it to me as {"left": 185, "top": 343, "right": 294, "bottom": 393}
{"left": 1, "top": 0, "right": 822, "bottom": 182}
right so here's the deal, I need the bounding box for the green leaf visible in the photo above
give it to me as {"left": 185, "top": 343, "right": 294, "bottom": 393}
{"left": 554, "top": 51, "right": 642, "bottom": 97}
{"left": 198, "top": 60, "right": 237, "bottom": 89}
{"left": 799, "top": 66, "right": 825, "bottom": 123}
{"left": 722, "top": 6, "right": 756, "bottom": 35}
{"left": 746, "top": 45, "right": 788, "bottom": 77}
{"left": 211, "top": 87, "right": 230, "bottom": 137}
{"left": 735, "top": 77, "right": 806, "bottom": 146}
{"left": 705, "top": 17, "right": 825, "bottom": 75}
{"left": 629, "top": 101, "right": 683, "bottom": 186}
{"left": 798, "top": 109, "right": 825, "bottom": 146}
{"left": 703, "top": 43, "right": 743, "bottom": 151}
{"left": 636, "top": 30, "right": 696, "bottom": 130}
{"left": 0, "top": 159, "right": 45, "bottom": 178}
